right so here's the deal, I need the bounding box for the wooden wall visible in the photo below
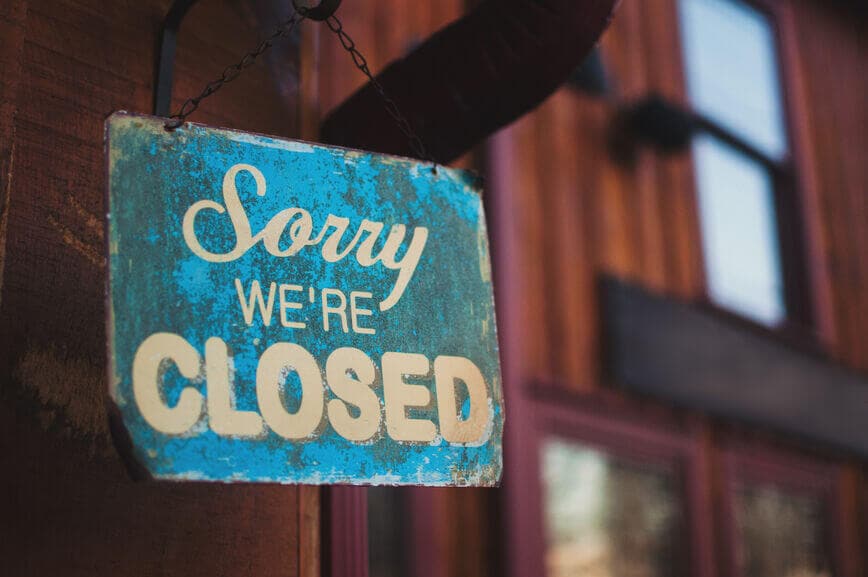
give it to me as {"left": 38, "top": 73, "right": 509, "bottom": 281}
{"left": 490, "top": 0, "right": 866, "bottom": 575}
{"left": 491, "top": 0, "right": 710, "bottom": 395}
{"left": 489, "top": 0, "right": 868, "bottom": 434}
{"left": 479, "top": 0, "right": 868, "bottom": 395}
{"left": 1, "top": 0, "right": 864, "bottom": 575}
{"left": 0, "top": 0, "right": 469, "bottom": 576}
{"left": 347, "top": 2, "right": 868, "bottom": 574}
{"left": 0, "top": 0, "right": 318, "bottom": 575}
{"left": 787, "top": 0, "right": 868, "bottom": 370}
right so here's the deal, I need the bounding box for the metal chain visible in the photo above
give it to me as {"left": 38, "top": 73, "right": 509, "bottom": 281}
{"left": 165, "top": 13, "right": 305, "bottom": 129}
{"left": 321, "top": 13, "right": 433, "bottom": 163}
{"left": 164, "top": 7, "right": 435, "bottom": 164}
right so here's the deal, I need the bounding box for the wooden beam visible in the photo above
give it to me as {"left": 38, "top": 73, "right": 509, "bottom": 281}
{"left": 602, "top": 276, "right": 868, "bottom": 457}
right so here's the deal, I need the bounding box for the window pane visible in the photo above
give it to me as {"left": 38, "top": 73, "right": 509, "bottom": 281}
{"left": 541, "top": 439, "right": 688, "bottom": 577}
{"left": 693, "top": 134, "right": 785, "bottom": 325}
{"left": 679, "top": 0, "right": 788, "bottom": 159}
{"left": 736, "top": 483, "right": 834, "bottom": 577}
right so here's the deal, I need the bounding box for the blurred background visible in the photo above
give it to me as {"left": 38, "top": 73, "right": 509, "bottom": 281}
{"left": 1, "top": 0, "right": 866, "bottom": 576}
{"left": 338, "top": 1, "right": 867, "bottom": 576}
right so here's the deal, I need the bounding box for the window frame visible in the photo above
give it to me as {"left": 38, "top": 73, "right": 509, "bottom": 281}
{"left": 677, "top": 0, "right": 823, "bottom": 341}
{"left": 718, "top": 443, "right": 852, "bottom": 577}
{"left": 507, "top": 394, "right": 713, "bottom": 577}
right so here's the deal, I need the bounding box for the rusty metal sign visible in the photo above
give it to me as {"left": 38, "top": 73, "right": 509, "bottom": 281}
{"left": 105, "top": 112, "right": 503, "bottom": 486}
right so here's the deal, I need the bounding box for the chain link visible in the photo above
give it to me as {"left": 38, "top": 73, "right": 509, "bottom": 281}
{"left": 322, "top": 14, "right": 433, "bottom": 162}
{"left": 165, "top": 13, "right": 305, "bottom": 130}
{"left": 164, "top": 7, "right": 435, "bottom": 164}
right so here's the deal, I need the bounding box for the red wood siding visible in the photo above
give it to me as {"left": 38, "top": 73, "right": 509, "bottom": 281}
{"left": 491, "top": 0, "right": 865, "bottom": 576}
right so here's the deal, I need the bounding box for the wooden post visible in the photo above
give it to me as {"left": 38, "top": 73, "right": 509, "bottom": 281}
{"left": 0, "top": 1, "right": 319, "bottom": 575}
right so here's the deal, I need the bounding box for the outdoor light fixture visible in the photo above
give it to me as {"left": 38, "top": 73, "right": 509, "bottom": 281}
{"left": 622, "top": 94, "right": 696, "bottom": 152}
{"left": 610, "top": 93, "right": 697, "bottom": 164}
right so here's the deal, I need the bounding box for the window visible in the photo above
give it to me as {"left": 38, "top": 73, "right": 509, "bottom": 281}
{"left": 678, "top": 0, "right": 807, "bottom": 328}
{"left": 691, "top": 135, "right": 785, "bottom": 324}
{"left": 722, "top": 449, "right": 841, "bottom": 577}
{"left": 735, "top": 483, "right": 833, "bottom": 577}
{"left": 541, "top": 438, "right": 689, "bottom": 577}
{"left": 680, "top": 0, "right": 788, "bottom": 159}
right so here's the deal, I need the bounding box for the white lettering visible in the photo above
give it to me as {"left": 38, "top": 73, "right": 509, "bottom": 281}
{"left": 205, "top": 337, "right": 264, "bottom": 437}
{"left": 235, "top": 278, "right": 276, "bottom": 326}
{"left": 131, "top": 335, "right": 494, "bottom": 446}
{"left": 382, "top": 352, "right": 436, "bottom": 443}
{"left": 256, "top": 342, "right": 325, "bottom": 439}
{"left": 132, "top": 332, "right": 203, "bottom": 435}
{"left": 326, "top": 347, "right": 381, "bottom": 442}
{"left": 434, "top": 356, "right": 490, "bottom": 444}
{"left": 279, "top": 284, "right": 306, "bottom": 329}
{"left": 350, "top": 291, "right": 375, "bottom": 335}
{"left": 184, "top": 164, "right": 427, "bottom": 311}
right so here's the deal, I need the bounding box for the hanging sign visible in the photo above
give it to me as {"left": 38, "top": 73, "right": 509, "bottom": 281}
{"left": 105, "top": 112, "right": 503, "bottom": 486}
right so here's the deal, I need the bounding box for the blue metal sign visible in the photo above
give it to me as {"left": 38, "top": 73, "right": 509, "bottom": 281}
{"left": 105, "top": 112, "right": 502, "bottom": 486}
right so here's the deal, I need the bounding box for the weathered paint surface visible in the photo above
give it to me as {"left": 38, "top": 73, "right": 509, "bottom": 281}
{"left": 105, "top": 112, "right": 503, "bottom": 486}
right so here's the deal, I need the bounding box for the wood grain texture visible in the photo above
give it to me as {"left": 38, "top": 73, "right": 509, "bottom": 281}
{"left": 326, "top": 487, "right": 368, "bottom": 577}
{"left": 0, "top": 0, "right": 314, "bottom": 574}
{"left": 0, "top": 0, "right": 27, "bottom": 305}
{"left": 545, "top": 91, "right": 597, "bottom": 388}
{"left": 487, "top": 0, "right": 867, "bottom": 410}
{"left": 489, "top": 0, "right": 707, "bottom": 391}
{"left": 640, "top": 0, "right": 704, "bottom": 300}
{"left": 514, "top": 112, "right": 553, "bottom": 383}
{"left": 789, "top": 0, "right": 868, "bottom": 370}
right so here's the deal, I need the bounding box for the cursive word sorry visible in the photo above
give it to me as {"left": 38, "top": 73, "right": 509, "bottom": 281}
{"left": 182, "top": 164, "right": 428, "bottom": 311}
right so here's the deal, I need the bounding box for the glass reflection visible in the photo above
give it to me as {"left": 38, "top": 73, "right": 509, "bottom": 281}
{"left": 693, "top": 134, "right": 785, "bottom": 325}
{"left": 679, "top": 0, "right": 788, "bottom": 159}
{"left": 736, "top": 484, "right": 833, "bottom": 577}
{"left": 542, "top": 439, "right": 687, "bottom": 577}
